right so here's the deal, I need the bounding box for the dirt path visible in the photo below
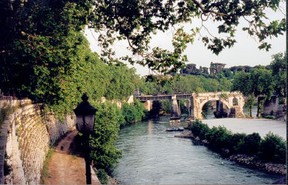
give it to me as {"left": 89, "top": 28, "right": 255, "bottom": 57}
{"left": 44, "top": 130, "right": 101, "bottom": 185}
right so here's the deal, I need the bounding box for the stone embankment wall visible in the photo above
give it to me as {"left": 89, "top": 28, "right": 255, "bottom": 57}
{"left": 0, "top": 97, "right": 75, "bottom": 184}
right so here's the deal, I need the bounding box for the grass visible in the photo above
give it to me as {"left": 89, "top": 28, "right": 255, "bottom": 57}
{"left": 40, "top": 148, "right": 54, "bottom": 184}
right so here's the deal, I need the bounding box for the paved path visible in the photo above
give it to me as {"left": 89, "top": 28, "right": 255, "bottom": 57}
{"left": 202, "top": 118, "right": 286, "bottom": 140}
{"left": 44, "top": 130, "right": 101, "bottom": 185}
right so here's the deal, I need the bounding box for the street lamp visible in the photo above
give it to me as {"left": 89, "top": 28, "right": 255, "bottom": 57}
{"left": 74, "top": 93, "right": 97, "bottom": 184}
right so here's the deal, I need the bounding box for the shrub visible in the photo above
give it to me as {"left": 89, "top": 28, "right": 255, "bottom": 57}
{"left": 205, "top": 126, "right": 232, "bottom": 150}
{"left": 198, "top": 123, "right": 210, "bottom": 140}
{"left": 189, "top": 120, "right": 209, "bottom": 139}
{"left": 240, "top": 133, "right": 261, "bottom": 155}
{"left": 189, "top": 120, "right": 201, "bottom": 136}
{"left": 227, "top": 133, "right": 246, "bottom": 154}
{"left": 259, "top": 132, "right": 286, "bottom": 163}
{"left": 90, "top": 103, "right": 122, "bottom": 174}
{"left": 97, "top": 169, "right": 108, "bottom": 184}
{"left": 189, "top": 121, "right": 286, "bottom": 164}
{"left": 121, "top": 101, "right": 145, "bottom": 126}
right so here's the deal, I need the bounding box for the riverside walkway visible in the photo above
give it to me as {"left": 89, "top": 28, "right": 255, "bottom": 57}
{"left": 202, "top": 118, "right": 286, "bottom": 140}
{"left": 43, "top": 130, "right": 101, "bottom": 185}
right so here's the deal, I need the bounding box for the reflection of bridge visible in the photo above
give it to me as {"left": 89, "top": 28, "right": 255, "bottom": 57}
{"left": 135, "top": 92, "right": 245, "bottom": 120}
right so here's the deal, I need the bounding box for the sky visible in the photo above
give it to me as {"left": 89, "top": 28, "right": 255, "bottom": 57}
{"left": 84, "top": 3, "right": 286, "bottom": 76}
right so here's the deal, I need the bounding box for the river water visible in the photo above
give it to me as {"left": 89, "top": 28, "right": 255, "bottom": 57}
{"left": 113, "top": 117, "right": 281, "bottom": 185}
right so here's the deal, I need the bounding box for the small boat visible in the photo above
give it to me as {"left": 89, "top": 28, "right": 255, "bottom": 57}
{"left": 170, "top": 116, "right": 181, "bottom": 120}
{"left": 166, "top": 127, "right": 184, "bottom": 132}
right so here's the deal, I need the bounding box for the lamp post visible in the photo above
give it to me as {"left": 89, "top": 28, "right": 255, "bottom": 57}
{"left": 74, "top": 93, "right": 97, "bottom": 185}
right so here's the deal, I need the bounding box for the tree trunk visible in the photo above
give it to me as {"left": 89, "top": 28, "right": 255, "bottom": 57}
{"left": 249, "top": 104, "right": 252, "bottom": 118}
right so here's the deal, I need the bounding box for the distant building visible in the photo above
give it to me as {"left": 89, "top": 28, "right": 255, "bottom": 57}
{"left": 181, "top": 62, "right": 269, "bottom": 77}
{"left": 199, "top": 66, "right": 209, "bottom": 75}
{"left": 181, "top": 62, "right": 225, "bottom": 76}
{"left": 181, "top": 63, "right": 198, "bottom": 74}
{"left": 210, "top": 62, "right": 226, "bottom": 75}
{"left": 230, "top": 66, "right": 252, "bottom": 73}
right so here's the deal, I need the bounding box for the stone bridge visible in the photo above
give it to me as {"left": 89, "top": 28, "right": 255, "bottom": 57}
{"left": 135, "top": 91, "right": 245, "bottom": 120}
{"left": 192, "top": 91, "right": 245, "bottom": 119}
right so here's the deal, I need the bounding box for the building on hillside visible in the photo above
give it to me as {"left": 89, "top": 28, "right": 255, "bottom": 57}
{"left": 181, "top": 63, "right": 198, "bottom": 75}
{"left": 199, "top": 66, "right": 209, "bottom": 75}
{"left": 210, "top": 62, "right": 226, "bottom": 75}
{"left": 181, "top": 62, "right": 226, "bottom": 76}
{"left": 230, "top": 66, "right": 252, "bottom": 73}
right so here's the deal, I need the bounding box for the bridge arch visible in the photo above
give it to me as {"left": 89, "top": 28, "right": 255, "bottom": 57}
{"left": 199, "top": 98, "right": 230, "bottom": 119}
{"left": 192, "top": 92, "right": 245, "bottom": 120}
{"left": 199, "top": 98, "right": 231, "bottom": 111}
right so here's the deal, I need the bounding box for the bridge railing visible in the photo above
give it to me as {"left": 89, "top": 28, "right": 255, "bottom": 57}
{"left": 135, "top": 94, "right": 192, "bottom": 101}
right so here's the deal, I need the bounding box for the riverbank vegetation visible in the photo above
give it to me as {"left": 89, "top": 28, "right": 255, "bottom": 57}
{"left": 188, "top": 120, "right": 286, "bottom": 174}
{"left": 87, "top": 100, "right": 146, "bottom": 183}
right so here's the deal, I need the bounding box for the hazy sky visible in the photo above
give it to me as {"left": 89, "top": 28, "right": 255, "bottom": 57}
{"left": 84, "top": 4, "right": 286, "bottom": 76}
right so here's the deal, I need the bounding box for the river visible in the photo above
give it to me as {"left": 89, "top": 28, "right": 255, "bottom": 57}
{"left": 112, "top": 116, "right": 282, "bottom": 185}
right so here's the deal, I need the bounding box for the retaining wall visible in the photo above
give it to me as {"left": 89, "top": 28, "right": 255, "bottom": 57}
{"left": 0, "top": 98, "right": 75, "bottom": 184}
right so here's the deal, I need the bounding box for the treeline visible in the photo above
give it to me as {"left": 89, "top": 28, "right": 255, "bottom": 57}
{"left": 139, "top": 74, "right": 232, "bottom": 95}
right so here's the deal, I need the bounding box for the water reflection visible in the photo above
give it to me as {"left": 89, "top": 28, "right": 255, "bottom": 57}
{"left": 147, "top": 120, "right": 153, "bottom": 135}
{"left": 203, "top": 106, "right": 258, "bottom": 119}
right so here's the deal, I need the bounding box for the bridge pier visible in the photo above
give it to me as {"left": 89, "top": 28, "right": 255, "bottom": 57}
{"left": 171, "top": 95, "right": 181, "bottom": 119}
{"left": 144, "top": 100, "right": 153, "bottom": 111}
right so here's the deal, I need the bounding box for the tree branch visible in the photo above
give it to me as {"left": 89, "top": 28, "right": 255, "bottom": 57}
{"left": 191, "top": 0, "right": 226, "bottom": 17}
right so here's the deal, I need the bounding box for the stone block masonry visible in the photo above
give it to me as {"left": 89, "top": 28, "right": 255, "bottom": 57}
{"left": 0, "top": 98, "right": 75, "bottom": 184}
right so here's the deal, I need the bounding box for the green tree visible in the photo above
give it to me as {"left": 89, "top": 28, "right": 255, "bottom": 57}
{"left": 172, "top": 75, "right": 196, "bottom": 93}
{"left": 217, "top": 78, "right": 232, "bottom": 91}
{"left": 198, "top": 76, "right": 219, "bottom": 92}
{"left": 0, "top": 1, "right": 100, "bottom": 117}
{"left": 232, "top": 67, "right": 275, "bottom": 117}
{"left": 90, "top": 102, "right": 122, "bottom": 174}
{"left": 121, "top": 101, "right": 145, "bottom": 126}
{"left": 250, "top": 66, "right": 275, "bottom": 99}
{"left": 105, "top": 64, "right": 140, "bottom": 100}
{"left": 232, "top": 72, "right": 252, "bottom": 96}
{"left": 259, "top": 132, "right": 286, "bottom": 163}
{"left": 139, "top": 80, "right": 159, "bottom": 95}
{"left": 269, "top": 52, "right": 287, "bottom": 97}
{"left": 227, "top": 133, "right": 246, "bottom": 154}
{"left": 250, "top": 67, "right": 275, "bottom": 117}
